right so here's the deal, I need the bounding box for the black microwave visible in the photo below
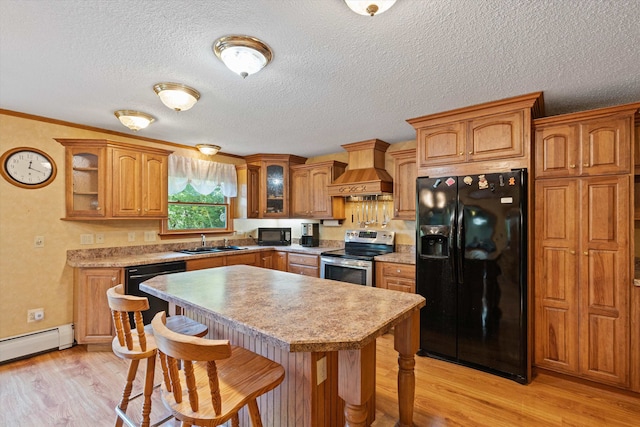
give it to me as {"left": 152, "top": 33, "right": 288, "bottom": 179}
{"left": 258, "top": 227, "right": 291, "bottom": 246}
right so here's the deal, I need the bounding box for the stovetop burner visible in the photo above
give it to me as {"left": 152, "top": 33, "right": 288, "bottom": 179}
{"left": 321, "top": 229, "right": 395, "bottom": 261}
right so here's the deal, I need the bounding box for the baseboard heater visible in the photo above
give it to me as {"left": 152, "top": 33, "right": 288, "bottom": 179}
{"left": 0, "top": 324, "right": 74, "bottom": 364}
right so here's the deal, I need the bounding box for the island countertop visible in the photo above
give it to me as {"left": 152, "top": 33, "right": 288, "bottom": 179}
{"left": 140, "top": 264, "right": 425, "bottom": 353}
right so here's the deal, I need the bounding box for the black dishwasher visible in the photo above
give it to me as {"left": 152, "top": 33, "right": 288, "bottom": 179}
{"left": 125, "top": 261, "right": 186, "bottom": 325}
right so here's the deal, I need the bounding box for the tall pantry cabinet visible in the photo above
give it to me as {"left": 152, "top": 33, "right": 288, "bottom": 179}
{"left": 533, "top": 104, "right": 639, "bottom": 390}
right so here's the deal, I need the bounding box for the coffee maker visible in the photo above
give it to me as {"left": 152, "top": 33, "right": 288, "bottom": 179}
{"left": 300, "top": 223, "right": 320, "bottom": 247}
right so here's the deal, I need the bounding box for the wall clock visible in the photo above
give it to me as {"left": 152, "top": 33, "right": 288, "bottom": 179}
{"left": 0, "top": 147, "right": 57, "bottom": 189}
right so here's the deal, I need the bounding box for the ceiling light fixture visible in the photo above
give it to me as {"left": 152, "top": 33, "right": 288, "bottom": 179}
{"left": 153, "top": 82, "right": 200, "bottom": 111}
{"left": 344, "top": 0, "right": 397, "bottom": 16}
{"left": 196, "top": 144, "right": 221, "bottom": 156}
{"left": 114, "top": 110, "right": 155, "bottom": 131}
{"left": 213, "top": 35, "right": 273, "bottom": 78}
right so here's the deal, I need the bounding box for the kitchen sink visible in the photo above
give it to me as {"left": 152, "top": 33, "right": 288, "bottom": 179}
{"left": 177, "top": 246, "right": 247, "bottom": 255}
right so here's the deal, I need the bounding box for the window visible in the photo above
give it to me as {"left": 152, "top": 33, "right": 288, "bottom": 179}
{"left": 167, "top": 184, "right": 229, "bottom": 231}
{"left": 161, "top": 155, "right": 237, "bottom": 236}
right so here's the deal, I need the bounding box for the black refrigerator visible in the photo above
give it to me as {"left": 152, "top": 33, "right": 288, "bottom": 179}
{"left": 416, "top": 170, "right": 528, "bottom": 384}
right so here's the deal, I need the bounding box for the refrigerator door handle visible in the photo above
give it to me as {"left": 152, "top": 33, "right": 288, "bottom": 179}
{"left": 456, "top": 203, "right": 464, "bottom": 284}
{"left": 449, "top": 209, "right": 456, "bottom": 282}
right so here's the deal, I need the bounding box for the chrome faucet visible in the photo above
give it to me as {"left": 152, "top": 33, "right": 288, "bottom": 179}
{"left": 223, "top": 238, "right": 228, "bottom": 247}
{"left": 201, "top": 234, "right": 206, "bottom": 247}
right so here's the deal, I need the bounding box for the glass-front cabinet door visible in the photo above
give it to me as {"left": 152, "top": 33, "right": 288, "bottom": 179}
{"left": 262, "top": 161, "right": 288, "bottom": 218}
{"left": 66, "top": 146, "right": 106, "bottom": 217}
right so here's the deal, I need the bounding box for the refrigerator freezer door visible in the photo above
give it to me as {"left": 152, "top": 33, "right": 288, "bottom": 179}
{"left": 456, "top": 170, "right": 527, "bottom": 381}
{"left": 417, "top": 176, "right": 458, "bottom": 358}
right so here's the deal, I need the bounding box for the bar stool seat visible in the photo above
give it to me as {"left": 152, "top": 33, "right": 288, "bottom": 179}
{"left": 151, "top": 311, "right": 285, "bottom": 427}
{"left": 106, "top": 284, "right": 208, "bottom": 427}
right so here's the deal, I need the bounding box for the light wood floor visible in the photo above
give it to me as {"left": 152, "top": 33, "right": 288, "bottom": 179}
{"left": 1, "top": 333, "right": 638, "bottom": 426}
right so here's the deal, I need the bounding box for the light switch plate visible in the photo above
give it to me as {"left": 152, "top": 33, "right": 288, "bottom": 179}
{"left": 80, "top": 234, "right": 94, "bottom": 245}
{"left": 144, "top": 231, "right": 156, "bottom": 242}
{"left": 128, "top": 232, "right": 136, "bottom": 242}
{"left": 95, "top": 233, "right": 104, "bottom": 244}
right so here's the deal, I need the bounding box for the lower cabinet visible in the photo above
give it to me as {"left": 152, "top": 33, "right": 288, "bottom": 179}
{"left": 186, "top": 256, "right": 225, "bottom": 271}
{"left": 375, "top": 262, "right": 415, "bottom": 293}
{"left": 74, "top": 267, "right": 121, "bottom": 345}
{"left": 288, "top": 253, "right": 319, "bottom": 277}
{"left": 225, "top": 252, "right": 260, "bottom": 266}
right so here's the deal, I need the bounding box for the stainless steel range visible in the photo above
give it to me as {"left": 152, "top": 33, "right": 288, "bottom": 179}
{"left": 320, "top": 229, "right": 395, "bottom": 286}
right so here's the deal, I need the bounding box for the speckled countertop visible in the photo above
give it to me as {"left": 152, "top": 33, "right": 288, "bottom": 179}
{"left": 375, "top": 252, "right": 415, "bottom": 265}
{"left": 140, "top": 265, "right": 425, "bottom": 353}
{"left": 67, "top": 244, "right": 331, "bottom": 268}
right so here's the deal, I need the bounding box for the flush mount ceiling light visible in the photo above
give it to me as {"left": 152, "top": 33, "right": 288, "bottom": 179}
{"left": 213, "top": 35, "right": 273, "bottom": 78}
{"left": 196, "top": 144, "right": 221, "bottom": 156}
{"left": 114, "top": 110, "right": 155, "bottom": 131}
{"left": 344, "top": 0, "right": 397, "bottom": 16}
{"left": 153, "top": 82, "right": 200, "bottom": 111}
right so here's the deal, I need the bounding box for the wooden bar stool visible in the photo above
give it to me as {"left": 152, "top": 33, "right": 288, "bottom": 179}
{"left": 151, "top": 311, "right": 285, "bottom": 427}
{"left": 107, "top": 284, "right": 208, "bottom": 427}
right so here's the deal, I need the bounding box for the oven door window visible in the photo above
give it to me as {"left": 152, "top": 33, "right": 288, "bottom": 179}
{"left": 324, "top": 264, "right": 367, "bottom": 286}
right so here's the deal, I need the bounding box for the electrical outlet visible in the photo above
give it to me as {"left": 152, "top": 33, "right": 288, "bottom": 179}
{"left": 80, "top": 234, "right": 94, "bottom": 245}
{"left": 144, "top": 231, "right": 156, "bottom": 242}
{"left": 128, "top": 232, "right": 136, "bottom": 242}
{"left": 95, "top": 233, "right": 104, "bottom": 244}
{"left": 27, "top": 308, "right": 44, "bottom": 323}
{"left": 34, "top": 236, "right": 45, "bottom": 248}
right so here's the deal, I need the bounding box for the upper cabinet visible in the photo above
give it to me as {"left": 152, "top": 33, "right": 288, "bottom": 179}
{"left": 389, "top": 148, "right": 416, "bottom": 220}
{"left": 290, "top": 161, "right": 347, "bottom": 219}
{"left": 634, "top": 113, "right": 640, "bottom": 174}
{"left": 56, "top": 139, "right": 172, "bottom": 220}
{"left": 407, "top": 92, "right": 543, "bottom": 176}
{"left": 245, "top": 154, "right": 306, "bottom": 218}
{"left": 534, "top": 109, "right": 635, "bottom": 179}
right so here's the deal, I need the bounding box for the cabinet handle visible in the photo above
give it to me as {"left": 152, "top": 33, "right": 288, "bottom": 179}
{"left": 569, "top": 250, "right": 575, "bottom": 254}
{"left": 468, "top": 151, "right": 473, "bottom": 155}
{"left": 111, "top": 277, "right": 116, "bottom": 282}
{"left": 583, "top": 251, "right": 588, "bottom": 255}
{"left": 583, "top": 163, "right": 589, "bottom": 167}
{"left": 137, "top": 208, "right": 141, "bottom": 212}
{"left": 396, "top": 269, "right": 401, "bottom": 273}
{"left": 569, "top": 164, "right": 576, "bottom": 168}
{"left": 96, "top": 206, "right": 101, "bottom": 210}
{"left": 458, "top": 152, "right": 463, "bottom": 156}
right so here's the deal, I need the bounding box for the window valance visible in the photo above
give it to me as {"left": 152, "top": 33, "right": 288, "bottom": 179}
{"left": 168, "top": 154, "right": 237, "bottom": 197}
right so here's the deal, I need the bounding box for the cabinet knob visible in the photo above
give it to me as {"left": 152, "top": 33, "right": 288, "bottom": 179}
{"left": 396, "top": 269, "right": 401, "bottom": 273}
{"left": 111, "top": 277, "right": 116, "bottom": 282}
{"left": 458, "top": 152, "right": 463, "bottom": 156}
{"left": 569, "top": 250, "right": 576, "bottom": 255}
{"left": 569, "top": 164, "right": 576, "bottom": 168}
{"left": 583, "top": 163, "right": 589, "bottom": 167}
{"left": 468, "top": 151, "right": 473, "bottom": 155}
{"left": 137, "top": 208, "right": 141, "bottom": 212}
{"left": 583, "top": 251, "right": 588, "bottom": 255}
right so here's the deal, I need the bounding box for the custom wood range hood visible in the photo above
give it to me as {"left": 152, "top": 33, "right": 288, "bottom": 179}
{"left": 327, "top": 139, "right": 393, "bottom": 197}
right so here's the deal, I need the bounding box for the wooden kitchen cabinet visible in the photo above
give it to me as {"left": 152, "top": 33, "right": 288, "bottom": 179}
{"left": 634, "top": 116, "right": 640, "bottom": 173}
{"left": 261, "top": 250, "right": 288, "bottom": 271}
{"left": 408, "top": 93, "right": 543, "bottom": 176}
{"left": 290, "top": 161, "right": 347, "bottom": 219}
{"left": 186, "top": 255, "right": 225, "bottom": 271}
{"left": 389, "top": 149, "right": 416, "bottom": 220}
{"left": 375, "top": 262, "right": 415, "bottom": 293}
{"left": 534, "top": 175, "right": 631, "bottom": 388}
{"left": 534, "top": 115, "right": 632, "bottom": 179}
{"left": 56, "top": 139, "right": 172, "bottom": 220}
{"left": 74, "top": 267, "right": 121, "bottom": 345}
{"left": 246, "top": 164, "right": 260, "bottom": 218}
{"left": 245, "top": 154, "right": 306, "bottom": 218}
{"left": 225, "top": 252, "right": 260, "bottom": 267}
{"left": 288, "top": 253, "right": 319, "bottom": 277}
{"left": 111, "top": 147, "right": 168, "bottom": 217}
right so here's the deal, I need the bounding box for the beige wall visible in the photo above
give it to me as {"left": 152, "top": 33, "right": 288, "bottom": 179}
{"left": 0, "top": 113, "right": 417, "bottom": 339}
{"left": 0, "top": 113, "right": 242, "bottom": 338}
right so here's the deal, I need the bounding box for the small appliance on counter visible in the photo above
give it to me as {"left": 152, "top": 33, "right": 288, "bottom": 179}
{"left": 300, "top": 223, "right": 320, "bottom": 247}
{"left": 257, "top": 227, "right": 291, "bottom": 246}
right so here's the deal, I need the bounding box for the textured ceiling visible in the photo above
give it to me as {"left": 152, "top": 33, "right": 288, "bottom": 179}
{"left": 1, "top": 0, "right": 639, "bottom": 158}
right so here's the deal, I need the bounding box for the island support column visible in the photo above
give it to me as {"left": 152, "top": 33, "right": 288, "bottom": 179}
{"left": 338, "top": 340, "right": 376, "bottom": 427}
{"left": 394, "top": 310, "right": 420, "bottom": 427}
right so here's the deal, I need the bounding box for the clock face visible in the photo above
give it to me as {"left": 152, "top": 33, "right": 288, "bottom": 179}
{"left": 1, "top": 147, "right": 57, "bottom": 188}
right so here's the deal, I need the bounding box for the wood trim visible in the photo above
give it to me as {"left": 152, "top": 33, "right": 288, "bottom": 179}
{"left": 533, "top": 103, "right": 640, "bottom": 126}
{"left": 0, "top": 108, "right": 244, "bottom": 158}
{"left": 407, "top": 92, "right": 544, "bottom": 128}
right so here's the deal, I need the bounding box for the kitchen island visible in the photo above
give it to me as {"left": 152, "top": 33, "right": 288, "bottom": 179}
{"left": 141, "top": 265, "right": 425, "bottom": 427}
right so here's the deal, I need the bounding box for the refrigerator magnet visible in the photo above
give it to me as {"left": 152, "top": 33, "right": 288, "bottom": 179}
{"left": 478, "top": 175, "right": 488, "bottom": 189}
{"left": 508, "top": 177, "right": 516, "bottom": 186}
{"left": 445, "top": 177, "right": 455, "bottom": 186}
{"left": 463, "top": 176, "right": 473, "bottom": 185}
